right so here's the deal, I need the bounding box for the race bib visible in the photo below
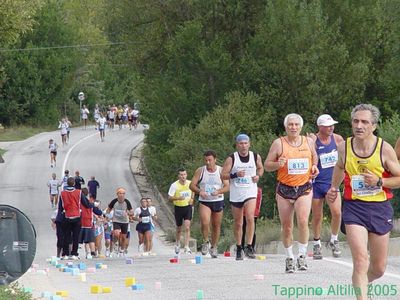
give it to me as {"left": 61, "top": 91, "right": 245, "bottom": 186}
{"left": 319, "top": 151, "right": 338, "bottom": 169}
{"left": 141, "top": 216, "right": 150, "bottom": 223}
{"left": 205, "top": 184, "right": 216, "bottom": 194}
{"left": 351, "top": 175, "right": 382, "bottom": 196}
{"left": 114, "top": 209, "right": 125, "bottom": 218}
{"left": 179, "top": 191, "right": 190, "bottom": 199}
{"left": 288, "top": 158, "right": 309, "bottom": 174}
{"left": 234, "top": 176, "right": 251, "bottom": 187}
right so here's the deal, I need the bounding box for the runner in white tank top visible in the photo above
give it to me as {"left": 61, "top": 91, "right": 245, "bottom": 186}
{"left": 221, "top": 134, "right": 264, "bottom": 260}
{"left": 190, "top": 150, "right": 229, "bottom": 258}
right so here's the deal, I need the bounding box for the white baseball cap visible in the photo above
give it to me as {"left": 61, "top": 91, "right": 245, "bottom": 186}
{"left": 317, "top": 114, "right": 338, "bottom": 126}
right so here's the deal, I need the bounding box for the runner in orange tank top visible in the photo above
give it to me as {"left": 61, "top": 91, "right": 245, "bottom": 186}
{"left": 264, "top": 113, "right": 319, "bottom": 273}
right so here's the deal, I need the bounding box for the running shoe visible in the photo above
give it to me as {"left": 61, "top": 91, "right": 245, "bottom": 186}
{"left": 209, "top": 247, "right": 218, "bottom": 258}
{"left": 244, "top": 245, "right": 256, "bottom": 259}
{"left": 86, "top": 253, "right": 92, "bottom": 260}
{"left": 138, "top": 243, "right": 144, "bottom": 254}
{"left": 201, "top": 241, "right": 210, "bottom": 255}
{"left": 296, "top": 255, "right": 308, "bottom": 271}
{"left": 105, "top": 249, "right": 110, "bottom": 257}
{"left": 329, "top": 240, "right": 341, "bottom": 258}
{"left": 174, "top": 245, "right": 180, "bottom": 255}
{"left": 184, "top": 247, "right": 192, "bottom": 254}
{"left": 313, "top": 244, "right": 323, "bottom": 260}
{"left": 235, "top": 247, "right": 243, "bottom": 261}
{"left": 70, "top": 255, "right": 80, "bottom": 261}
{"left": 285, "top": 257, "right": 295, "bottom": 273}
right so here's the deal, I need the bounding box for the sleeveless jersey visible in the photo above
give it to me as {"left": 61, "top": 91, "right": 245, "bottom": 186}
{"left": 344, "top": 137, "right": 392, "bottom": 202}
{"left": 139, "top": 207, "right": 151, "bottom": 224}
{"left": 314, "top": 136, "right": 338, "bottom": 184}
{"left": 199, "top": 166, "right": 224, "bottom": 202}
{"left": 230, "top": 151, "right": 257, "bottom": 202}
{"left": 277, "top": 136, "right": 312, "bottom": 187}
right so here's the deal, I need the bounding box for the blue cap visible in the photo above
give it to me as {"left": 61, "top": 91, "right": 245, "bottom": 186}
{"left": 236, "top": 134, "right": 250, "bottom": 142}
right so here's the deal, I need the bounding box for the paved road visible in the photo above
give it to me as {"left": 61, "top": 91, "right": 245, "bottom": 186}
{"left": 0, "top": 126, "right": 399, "bottom": 299}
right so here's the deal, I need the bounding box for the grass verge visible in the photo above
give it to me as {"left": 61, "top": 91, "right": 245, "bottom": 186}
{"left": 0, "top": 125, "right": 53, "bottom": 142}
{"left": 0, "top": 283, "right": 33, "bottom": 300}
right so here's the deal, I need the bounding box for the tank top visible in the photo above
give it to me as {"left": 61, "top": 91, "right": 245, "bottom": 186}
{"left": 277, "top": 136, "right": 312, "bottom": 187}
{"left": 230, "top": 151, "right": 257, "bottom": 202}
{"left": 199, "top": 166, "right": 224, "bottom": 202}
{"left": 314, "top": 136, "right": 338, "bottom": 184}
{"left": 139, "top": 207, "right": 151, "bottom": 224}
{"left": 343, "top": 137, "right": 392, "bottom": 202}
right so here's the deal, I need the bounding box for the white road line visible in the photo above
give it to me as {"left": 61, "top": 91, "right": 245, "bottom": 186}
{"left": 325, "top": 258, "right": 400, "bottom": 280}
{"left": 61, "top": 132, "right": 97, "bottom": 177}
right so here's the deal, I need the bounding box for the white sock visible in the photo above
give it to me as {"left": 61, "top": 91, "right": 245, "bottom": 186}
{"left": 284, "top": 245, "right": 294, "bottom": 259}
{"left": 298, "top": 243, "right": 308, "bottom": 257}
{"left": 330, "top": 234, "right": 338, "bottom": 243}
{"left": 313, "top": 239, "right": 321, "bottom": 246}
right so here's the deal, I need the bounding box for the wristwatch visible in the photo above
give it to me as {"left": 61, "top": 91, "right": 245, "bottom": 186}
{"left": 377, "top": 177, "right": 383, "bottom": 187}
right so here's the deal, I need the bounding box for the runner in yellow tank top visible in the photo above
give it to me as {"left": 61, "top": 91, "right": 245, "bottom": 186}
{"left": 265, "top": 113, "right": 319, "bottom": 273}
{"left": 327, "top": 104, "right": 400, "bottom": 300}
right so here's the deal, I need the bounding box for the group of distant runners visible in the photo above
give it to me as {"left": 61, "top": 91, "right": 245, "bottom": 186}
{"left": 48, "top": 170, "right": 157, "bottom": 260}
{"left": 93, "top": 104, "right": 140, "bottom": 141}
{"left": 168, "top": 103, "right": 400, "bottom": 300}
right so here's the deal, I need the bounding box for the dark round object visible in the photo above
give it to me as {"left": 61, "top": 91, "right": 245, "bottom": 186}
{"left": 0, "top": 205, "right": 36, "bottom": 285}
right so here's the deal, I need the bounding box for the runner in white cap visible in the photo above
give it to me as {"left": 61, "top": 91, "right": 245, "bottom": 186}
{"left": 311, "top": 114, "right": 344, "bottom": 260}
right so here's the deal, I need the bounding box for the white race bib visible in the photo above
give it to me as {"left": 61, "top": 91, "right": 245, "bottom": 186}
{"left": 141, "top": 216, "right": 150, "bottom": 223}
{"left": 351, "top": 175, "right": 382, "bottom": 196}
{"left": 114, "top": 209, "right": 125, "bottom": 217}
{"left": 288, "top": 158, "right": 309, "bottom": 174}
{"left": 320, "top": 151, "right": 338, "bottom": 169}
{"left": 179, "top": 191, "right": 190, "bottom": 199}
{"left": 234, "top": 176, "right": 251, "bottom": 187}
{"left": 205, "top": 184, "right": 216, "bottom": 194}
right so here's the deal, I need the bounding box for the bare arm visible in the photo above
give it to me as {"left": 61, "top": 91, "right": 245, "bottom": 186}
{"left": 189, "top": 167, "right": 202, "bottom": 194}
{"left": 252, "top": 154, "right": 264, "bottom": 183}
{"left": 217, "top": 178, "right": 230, "bottom": 195}
{"left": 394, "top": 137, "right": 400, "bottom": 161}
{"left": 307, "top": 136, "right": 319, "bottom": 179}
{"left": 363, "top": 141, "right": 400, "bottom": 188}
{"left": 264, "top": 139, "right": 284, "bottom": 172}
{"left": 220, "top": 156, "right": 233, "bottom": 180}
{"left": 333, "top": 133, "right": 344, "bottom": 144}
{"left": 326, "top": 141, "right": 346, "bottom": 202}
